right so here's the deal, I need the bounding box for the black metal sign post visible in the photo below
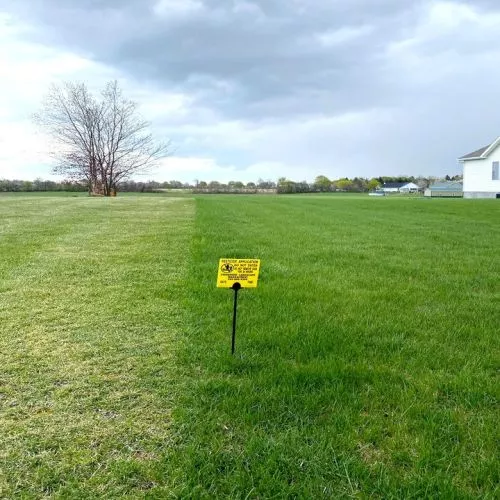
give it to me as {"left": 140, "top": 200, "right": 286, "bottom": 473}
{"left": 231, "top": 282, "right": 241, "bottom": 355}
{"left": 217, "top": 259, "right": 260, "bottom": 355}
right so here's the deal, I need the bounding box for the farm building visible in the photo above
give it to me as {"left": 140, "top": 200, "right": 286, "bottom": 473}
{"left": 381, "top": 182, "right": 419, "bottom": 194}
{"left": 424, "top": 181, "right": 463, "bottom": 198}
{"left": 458, "top": 137, "right": 500, "bottom": 198}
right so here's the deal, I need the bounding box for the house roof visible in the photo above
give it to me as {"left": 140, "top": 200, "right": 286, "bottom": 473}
{"left": 429, "top": 181, "right": 463, "bottom": 191}
{"left": 459, "top": 136, "right": 500, "bottom": 160}
{"left": 459, "top": 145, "right": 490, "bottom": 160}
{"left": 382, "top": 182, "right": 408, "bottom": 188}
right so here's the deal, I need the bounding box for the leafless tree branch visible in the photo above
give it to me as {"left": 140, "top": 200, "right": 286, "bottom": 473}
{"left": 34, "top": 80, "right": 171, "bottom": 195}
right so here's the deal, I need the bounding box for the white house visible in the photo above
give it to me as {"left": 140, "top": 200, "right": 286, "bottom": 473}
{"left": 381, "top": 182, "right": 419, "bottom": 194}
{"left": 458, "top": 137, "right": 500, "bottom": 198}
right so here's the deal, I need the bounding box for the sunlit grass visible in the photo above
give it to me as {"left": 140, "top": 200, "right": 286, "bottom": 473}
{"left": 0, "top": 193, "right": 498, "bottom": 497}
{"left": 174, "top": 195, "right": 499, "bottom": 498}
{"left": 0, "top": 194, "right": 194, "bottom": 497}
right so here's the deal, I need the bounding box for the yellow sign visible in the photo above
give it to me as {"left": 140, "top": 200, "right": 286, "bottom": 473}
{"left": 217, "top": 259, "right": 261, "bottom": 288}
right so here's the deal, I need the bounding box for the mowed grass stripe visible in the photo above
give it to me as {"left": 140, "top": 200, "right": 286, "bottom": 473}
{"left": 0, "top": 195, "right": 194, "bottom": 497}
{"left": 0, "top": 196, "right": 91, "bottom": 277}
{"left": 171, "top": 195, "right": 499, "bottom": 498}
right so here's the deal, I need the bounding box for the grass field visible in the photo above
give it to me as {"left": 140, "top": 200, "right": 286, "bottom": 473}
{"left": 0, "top": 193, "right": 498, "bottom": 498}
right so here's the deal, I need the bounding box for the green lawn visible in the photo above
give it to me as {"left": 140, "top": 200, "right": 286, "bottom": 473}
{"left": 0, "top": 194, "right": 498, "bottom": 498}
{"left": 0, "top": 194, "right": 194, "bottom": 497}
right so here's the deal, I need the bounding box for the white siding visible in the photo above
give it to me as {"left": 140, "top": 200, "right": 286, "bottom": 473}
{"left": 463, "top": 147, "right": 500, "bottom": 197}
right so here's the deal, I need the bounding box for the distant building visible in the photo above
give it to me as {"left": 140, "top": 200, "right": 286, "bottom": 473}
{"left": 424, "top": 181, "right": 463, "bottom": 198}
{"left": 381, "top": 182, "right": 419, "bottom": 194}
{"left": 458, "top": 138, "right": 500, "bottom": 198}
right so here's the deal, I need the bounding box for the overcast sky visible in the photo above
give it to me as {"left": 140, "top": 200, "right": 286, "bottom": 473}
{"left": 1, "top": 0, "right": 500, "bottom": 183}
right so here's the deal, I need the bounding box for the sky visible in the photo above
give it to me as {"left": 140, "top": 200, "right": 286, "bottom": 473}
{"left": 1, "top": 0, "right": 500, "bottom": 183}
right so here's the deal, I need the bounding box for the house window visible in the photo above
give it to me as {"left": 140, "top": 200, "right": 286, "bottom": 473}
{"left": 493, "top": 161, "right": 500, "bottom": 180}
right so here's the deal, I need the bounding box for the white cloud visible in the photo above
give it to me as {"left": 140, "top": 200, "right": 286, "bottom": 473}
{"left": 151, "top": 157, "right": 237, "bottom": 183}
{"left": 425, "top": 1, "right": 481, "bottom": 31}
{"left": 158, "top": 107, "right": 396, "bottom": 177}
{"left": 0, "top": 13, "right": 160, "bottom": 180}
{"left": 154, "top": 156, "right": 302, "bottom": 184}
{"left": 231, "top": 0, "right": 265, "bottom": 18}
{"left": 152, "top": 0, "right": 203, "bottom": 17}
{"left": 315, "top": 25, "right": 373, "bottom": 47}
{"left": 384, "top": 1, "right": 500, "bottom": 88}
{"left": 0, "top": 13, "right": 196, "bottom": 181}
{"left": 130, "top": 87, "right": 194, "bottom": 124}
{"left": 0, "top": 14, "right": 114, "bottom": 116}
{"left": 388, "top": 1, "right": 500, "bottom": 54}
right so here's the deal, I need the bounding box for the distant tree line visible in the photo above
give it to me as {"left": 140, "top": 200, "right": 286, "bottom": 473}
{"left": 275, "top": 174, "right": 462, "bottom": 194}
{"left": 192, "top": 179, "right": 277, "bottom": 194}
{"left": 0, "top": 174, "right": 462, "bottom": 194}
{"left": 0, "top": 178, "right": 87, "bottom": 192}
{"left": 0, "top": 178, "right": 278, "bottom": 193}
{"left": 0, "top": 178, "right": 189, "bottom": 193}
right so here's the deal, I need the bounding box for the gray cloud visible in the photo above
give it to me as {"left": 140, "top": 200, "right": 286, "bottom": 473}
{"left": 3, "top": 0, "right": 500, "bottom": 179}
{"left": 1, "top": 0, "right": 422, "bottom": 116}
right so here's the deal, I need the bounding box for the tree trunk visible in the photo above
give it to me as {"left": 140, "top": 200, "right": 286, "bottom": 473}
{"left": 89, "top": 179, "right": 105, "bottom": 196}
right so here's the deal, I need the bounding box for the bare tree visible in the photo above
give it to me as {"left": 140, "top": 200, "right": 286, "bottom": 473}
{"left": 35, "top": 81, "right": 170, "bottom": 196}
